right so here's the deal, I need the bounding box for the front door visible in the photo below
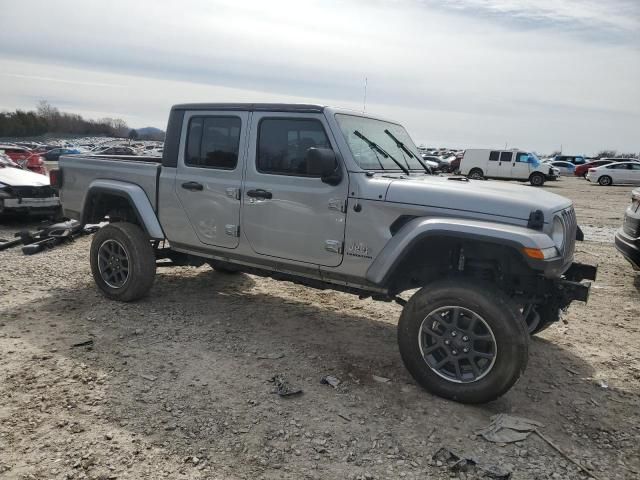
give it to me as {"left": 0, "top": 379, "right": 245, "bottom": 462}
{"left": 512, "top": 152, "right": 532, "bottom": 178}
{"left": 242, "top": 113, "right": 347, "bottom": 267}
{"left": 628, "top": 163, "right": 640, "bottom": 184}
{"left": 175, "top": 111, "right": 249, "bottom": 249}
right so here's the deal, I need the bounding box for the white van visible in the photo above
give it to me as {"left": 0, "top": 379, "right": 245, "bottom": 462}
{"left": 460, "top": 149, "right": 554, "bottom": 186}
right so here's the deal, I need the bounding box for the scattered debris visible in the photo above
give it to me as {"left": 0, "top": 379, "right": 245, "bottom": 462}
{"left": 140, "top": 374, "right": 157, "bottom": 382}
{"left": 257, "top": 352, "right": 285, "bottom": 360}
{"left": 70, "top": 339, "right": 94, "bottom": 348}
{"left": 475, "top": 414, "right": 542, "bottom": 443}
{"left": 432, "top": 447, "right": 511, "bottom": 479}
{"left": 269, "top": 374, "right": 302, "bottom": 397}
{"left": 337, "top": 413, "right": 352, "bottom": 422}
{"left": 320, "top": 375, "right": 341, "bottom": 388}
{"left": 597, "top": 379, "right": 609, "bottom": 389}
{"left": 372, "top": 375, "right": 390, "bottom": 383}
{"left": 535, "top": 429, "right": 603, "bottom": 480}
{"left": 477, "top": 415, "right": 603, "bottom": 480}
{"left": 0, "top": 220, "right": 100, "bottom": 255}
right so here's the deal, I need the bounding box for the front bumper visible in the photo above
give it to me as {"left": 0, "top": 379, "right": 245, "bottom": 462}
{"left": 0, "top": 196, "right": 61, "bottom": 215}
{"left": 558, "top": 262, "right": 598, "bottom": 303}
{"left": 615, "top": 229, "right": 640, "bottom": 270}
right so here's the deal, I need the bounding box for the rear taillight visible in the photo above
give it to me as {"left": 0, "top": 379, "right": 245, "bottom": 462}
{"left": 27, "top": 155, "right": 44, "bottom": 167}
{"left": 49, "top": 169, "right": 62, "bottom": 188}
{"left": 588, "top": 168, "right": 596, "bottom": 172}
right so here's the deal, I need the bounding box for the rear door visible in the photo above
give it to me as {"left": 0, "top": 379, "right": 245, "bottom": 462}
{"left": 241, "top": 112, "right": 347, "bottom": 267}
{"left": 497, "top": 151, "right": 514, "bottom": 178}
{"left": 486, "top": 150, "right": 500, "bottom": 177}
{"left": 175, "top": 111, "right": 249, "bottom": 249}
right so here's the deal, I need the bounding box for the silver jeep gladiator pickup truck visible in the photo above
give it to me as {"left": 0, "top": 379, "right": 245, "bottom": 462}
{"left": 55, "top": 103, "right": 596, "bottom": 403}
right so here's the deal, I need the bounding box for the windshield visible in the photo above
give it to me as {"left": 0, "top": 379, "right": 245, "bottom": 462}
{"left": 528, "top": 152, "right": 541, "bottom": 167}
{"left": 335, "top": 114, "right": 424, "bottom": 171}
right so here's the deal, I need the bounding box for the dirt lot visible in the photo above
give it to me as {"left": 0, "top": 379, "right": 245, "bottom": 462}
{"left": 1, "top": 177, "right": 638, "bottom": 480}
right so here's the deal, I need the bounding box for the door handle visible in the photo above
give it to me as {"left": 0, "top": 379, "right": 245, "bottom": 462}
{"left": 182, "top": 181, "right": 203, "bottom": 191}
{"left": 246, "top": 189, "right": 272, "bottom": 199}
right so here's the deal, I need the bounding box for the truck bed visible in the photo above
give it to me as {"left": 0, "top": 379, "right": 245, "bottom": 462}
{"left": 59, "top": 155, "right": 162, "bottom": 220}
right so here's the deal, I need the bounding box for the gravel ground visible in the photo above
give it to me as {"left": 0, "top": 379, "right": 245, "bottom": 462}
{"left": 1, "top": 176, "right": 639, "bottom": 480}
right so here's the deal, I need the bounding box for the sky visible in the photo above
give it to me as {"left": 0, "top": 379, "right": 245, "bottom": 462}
{"left": 0, "top": 0, "right": 638, "bottom": 154}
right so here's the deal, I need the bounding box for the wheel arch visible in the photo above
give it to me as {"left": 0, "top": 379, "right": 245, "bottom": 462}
{"left": 366, "top": 217, "right": 556, "bottom": 294}
{"left": 82, "top": 180, "right": 165, "bottom": 240}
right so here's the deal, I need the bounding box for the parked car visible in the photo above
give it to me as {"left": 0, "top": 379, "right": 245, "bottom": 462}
{"left": 575, "top": 160, "right": 614, "bottom": 177}
{"left": 586, "top": 162, "right": 640, "bottom": 186}
{"left": 549, "top": 161, "right": 576, "bottom": 176}
{"left": 94, "top": 146, "right": 137, "bottom": 156}
{"left": 55, "top": 102, "right": 595, "bottom": 404}
{"left": 553, "top": 155, "right": 586, "bottom": 165}
{"left": 0, "top": 145, "right": 47, "bottom": 175}
{"left": 421, "top": 155, "right": 449, "bottom": 172}
{"left": 614, "top": 187, "right": 640, "bottom": 271}
{"left": 459, "top": 149, "right": 555, "bottom": 186}
{"left": 0, "top": 155, "right": 60, "bottom": 216}
{"left": 43, "top": 148, "right": 82, "bottom": 162}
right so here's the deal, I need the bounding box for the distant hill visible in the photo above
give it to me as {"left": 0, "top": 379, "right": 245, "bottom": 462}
{"left": 136, "top": 127, "right": 165, "bottom": 141}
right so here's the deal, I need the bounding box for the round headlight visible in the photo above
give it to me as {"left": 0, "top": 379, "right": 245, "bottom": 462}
{"left": 551, "top": 216, "right": 565, "bottom": 249}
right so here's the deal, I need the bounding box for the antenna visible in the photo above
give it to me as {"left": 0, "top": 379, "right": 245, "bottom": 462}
{"left": 363, "top": 77, "right": 368, "bottom": 113}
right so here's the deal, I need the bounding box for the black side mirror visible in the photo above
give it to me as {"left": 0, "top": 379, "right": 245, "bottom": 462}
{"left": 305, "top": 147, "right": 342, "bottom": 185}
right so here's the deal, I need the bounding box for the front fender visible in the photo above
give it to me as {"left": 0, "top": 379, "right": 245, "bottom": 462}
{"left": 366, "top": 217, "right": 560, "bottom": 286}
{"left": 83, "top": 179, "right": 165, "bottom": 240}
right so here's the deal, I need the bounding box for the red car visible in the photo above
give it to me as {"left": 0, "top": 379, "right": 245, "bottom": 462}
{"left": 0, "top": 145, "right": 47, "bottom": 175}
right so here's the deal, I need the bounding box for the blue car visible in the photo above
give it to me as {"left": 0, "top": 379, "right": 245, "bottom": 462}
{"left": 43, "top": 148, "right": 81, "bottom": 162}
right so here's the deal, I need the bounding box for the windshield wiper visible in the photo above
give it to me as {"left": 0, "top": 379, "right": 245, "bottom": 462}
{"left": 353, "top": 130, "right": 410, "bottom": 175}
{"left": 384, "top": 129, "right": 431, "bottom": 174}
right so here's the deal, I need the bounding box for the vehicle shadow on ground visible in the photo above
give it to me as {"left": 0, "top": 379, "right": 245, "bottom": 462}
{"left": 3, "top": 268, "right": 635, "bottom": 477}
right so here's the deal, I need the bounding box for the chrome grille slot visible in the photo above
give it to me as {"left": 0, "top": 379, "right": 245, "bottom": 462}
{"left": 561, "top": 207, "right": 577, "bottom": 263}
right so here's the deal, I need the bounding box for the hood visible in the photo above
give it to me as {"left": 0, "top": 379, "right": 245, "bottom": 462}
{"left": 385, "top": 175, "right": 571, "bottom": 223}
{"left": 0, "top": 165, "right": 51, "bottom": 186}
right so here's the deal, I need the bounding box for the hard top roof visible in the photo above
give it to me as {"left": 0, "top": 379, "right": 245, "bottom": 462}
{"left": 171, "top": 103, "right": 325, "bottom": 113}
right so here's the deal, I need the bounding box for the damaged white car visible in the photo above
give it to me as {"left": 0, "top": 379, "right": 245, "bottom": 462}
{"left": 0, "top": 154, "right": 60, "bottom": 216}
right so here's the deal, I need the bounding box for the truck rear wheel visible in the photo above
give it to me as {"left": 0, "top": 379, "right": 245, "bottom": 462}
{"left": 529, "top": 172, "right": 545, "bottom": 186}
{"left": 398, "top": 279, "right": 528, "bottom": 403}
{"left": 90, "top": 222, "right": 156, "bottom": 302}
{"left": 469, "top": 168, "right": 484, "bottom": 180}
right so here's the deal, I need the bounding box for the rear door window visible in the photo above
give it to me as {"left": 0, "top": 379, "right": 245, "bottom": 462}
{"left": 185, "top": 116, "right": 242, "bottom": 169}
{"left": 489, "top": 151, "right": 499, "bottom": 161}
{"left": 500, "top": 152, "right": 513, "bottom": 163}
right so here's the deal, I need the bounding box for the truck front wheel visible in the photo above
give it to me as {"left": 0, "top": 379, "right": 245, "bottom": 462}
{"left": 529, "top": 173, "right": 545, "bottom": 186}
{"left": 90, "top": 222, "right": 156, "bottom": 302}
{"left": 398, "top": 279, "right": 528, "bottom": 403}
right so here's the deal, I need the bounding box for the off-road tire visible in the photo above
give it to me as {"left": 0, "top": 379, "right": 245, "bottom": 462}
{"left": 469, "top": 168, "right": 484, "bottom": 180}
{"left": 90, "top": 222, "right": 156, "bottom": 301}
{"left": 398, "top": 279, "right": 528, "bottom": 403}
{"left": 529, "top": 172, "right": 545, "bottom": 186}
{"left": 598, "top": 175, "right": 612, "bottom": 186}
